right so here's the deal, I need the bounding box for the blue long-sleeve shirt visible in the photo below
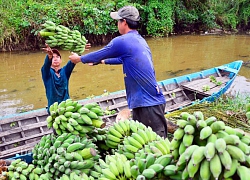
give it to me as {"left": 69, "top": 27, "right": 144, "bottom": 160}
{"left": 80, "top": 30, "right": 166, "bottom": 109}
{"left": 41, "top": 55, "right": 75, "bottom": 110}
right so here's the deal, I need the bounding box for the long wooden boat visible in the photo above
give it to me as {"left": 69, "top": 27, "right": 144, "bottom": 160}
{"left": 0, "top": 60, "right": 243, "bottom": 160}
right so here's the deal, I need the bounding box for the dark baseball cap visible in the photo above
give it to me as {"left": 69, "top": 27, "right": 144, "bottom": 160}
{"left": 52, "top": 49, "right": 61, "bottom": 58}
{"left": 110, "top": 6, "right": 140, "bottom": 22}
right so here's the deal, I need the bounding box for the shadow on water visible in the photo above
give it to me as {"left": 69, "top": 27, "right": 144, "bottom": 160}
{"left": 166, "top": 68, "right": 192, "bottom": 77}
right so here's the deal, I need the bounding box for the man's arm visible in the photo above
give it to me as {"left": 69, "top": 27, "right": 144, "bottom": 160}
{"left": 69, "top": 38, "right": 124, "bottom": 64}
{"left": 102, "top": 58, "right": 123, "bottom": 65}
{"left": 41, "top": 44, "right": 53, "bottom": 80}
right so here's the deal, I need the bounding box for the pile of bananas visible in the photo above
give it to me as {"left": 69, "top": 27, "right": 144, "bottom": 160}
{"left": 39, "top": 20, "right": 87, "bottom": 55}
{"left": 6, "top": 108, "right": 250, "bottom": 179}
{"left": 7, "top": 159, "right": 41, "bottom": 180}
{"left": 169, "top": 110, "right": 250, "bottom": 180}
{"left": 47, "top": 99, "right": 106, "bottom": 136}
{"left": 32, "top": 132, "right": 99, "bottom": 179}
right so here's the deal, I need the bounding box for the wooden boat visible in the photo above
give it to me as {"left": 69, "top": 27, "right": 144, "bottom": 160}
{"left": 0, "top": 60, "right": 243, "bottom": 160}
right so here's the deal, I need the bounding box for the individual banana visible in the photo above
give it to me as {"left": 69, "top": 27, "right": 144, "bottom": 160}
{"left": 124, "top": 144, "right": 139, "bottom": 153}
{"left": 238, "top": 140, "right": 250, "bottom": 155}
{"left": 184, "top": 124, "right": 195, "bottom": 135}
{"left": 215, "top": 138, "right": 227, "bottom": 154}
{"left": 142, "top": 168, "right": 157, "bottom": 179}
{"left": 127, "top": 136, "right": 143, "bottom": 149}
{"left": 178, "top": 142, "right": 186, "bottom": 155}
{"left": 210, "top": 154, "right": 222, "bottom": 179}
{"left": 135, "top": 158, "right": 146, "bottom": 174}
{"left": 108, "top": 126, "right": 123, "bottom": 139}
{"left": 131, "top": 132, "right": 146, "bottom": 146}
{"left": 193, "top": 111, "right": 204, "bottom": 120}
{"left": 187, "top": 158, "right": 200, "bottom": 178}
{"left": 234, "top": 128, "right": 246, "bottom": 139}
{"left": 176, "top": 119, "right": 189, "bottom": 128}
{"left": 137, "top": 129, "right": 149, "bottom": 143}
{"left": 130, "top": 165, "right": 140, "bottom": 178}
{"left": 154, "top": 154, "right": 173, "bottom": 167}
{"left": 215, "top": 130, "right": 228, "bottom": 139}
{"left": 118, "top": 120, "right": 129, "bottom": 134}
{"left": 224, "top": 125, "right": 236, "bottom": 135}
{"left": 184, "top": 145, "right": 199, "bottom": 162}
{"left": 226, "top": 144, "right": 246, "bottom": 162}
{"left": 223, "top": 158, "right": 239, "bottom": 179}
{"left": 222, "top": 134, "right": 240, "bottom": 145}
{"left": 123, "top": 161, "right": 132, "bottom": 179}
{"left": 113, "top": 122, "right": 125, "bottom": 135}
{"left": 218, "top": 149, "right": 232, "bottom": 171}
{"left": 205, "top": 116, "right": 217, "bottom": 125}
{"left": 191, "top": 146, "right": 205, "bottom": 166}
{"left": 154, "top": 141, "right": 169, "bottom": 155}
{"left": 182, "top": 134, "right": 194, "bottom": 147}
{"left": 200, "top": 126, "right": 212, "bottom": 140}
{"left": 176, "top": 151, "right": 187, "bottom": 169}
{"left": 210, "top": 120, "right": 225, "bottom": 133}
{"left": 187, "top": 114, "right": 197, "bottom": 126}
{"left": 180, "top": 112, "right": 191, "bottom": 120}
{"left": 107, "top": 133, "right": 121, "bottom": 143}
{"left": 199, "top": 159, "right": 211, "bottom": 180}
{"left": 109, "top": 161, "right": 119, "bottom": 177}
{"left": 173, "top": 128, "right": 185, "bottom": 140}
{"left": 236, "top": 165, "right": 250, "bottom": 180}
{"left": 207, "top": 133, "right": 217, "bottom": 143}
{"left": 196, "top": 119, "right": 207, "bottom": 130}
{"left": 163, "top": 164, "right": 177, "bottom": 176}
{"left": 145, "top": 153, "right": 157, "bottom": 168}
{"left": 204, "top": 142, "right": 215, "bottom": 161}
{"left": 102, "top": 168, "right": 116, "bottom": 179}
{"left": 116, "top": 158, "right": 124, "bottom": 175}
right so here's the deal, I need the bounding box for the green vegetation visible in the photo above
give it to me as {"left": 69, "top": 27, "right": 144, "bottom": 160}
{"left": 0, "top": 0, "right": 249, "bottom": 51}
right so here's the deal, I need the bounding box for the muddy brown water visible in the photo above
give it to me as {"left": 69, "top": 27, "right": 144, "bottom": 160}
{"left": 0, "top": 35, "right": 250, "bottom": 117}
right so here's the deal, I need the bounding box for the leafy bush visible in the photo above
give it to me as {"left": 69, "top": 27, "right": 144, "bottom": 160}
{"left": 0, "top": 0, "right": 249, "bottom": 51}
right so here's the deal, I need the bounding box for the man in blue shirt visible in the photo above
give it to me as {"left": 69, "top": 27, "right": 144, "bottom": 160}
{"left": 69, "top": 6, "right": 167, "bottom": 137}
{"left": 41, "top": 44, "right": 75, "bottom": 114}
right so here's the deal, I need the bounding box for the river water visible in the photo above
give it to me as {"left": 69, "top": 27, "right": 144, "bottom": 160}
{"left": 0, "top": 35, "right": 249, "bottom": 117}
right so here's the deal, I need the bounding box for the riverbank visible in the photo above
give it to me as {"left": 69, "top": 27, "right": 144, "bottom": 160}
{"left": 1, "top": 0, "right": 249, "bottom": 52}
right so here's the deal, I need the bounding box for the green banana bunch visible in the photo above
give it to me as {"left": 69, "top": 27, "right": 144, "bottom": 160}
{"left": 8, "top": 159, "right": 41, "bottom": 180}
{"left": 99, "top": 153, "right": 130, "bottom": 180}
{"left": 39, "top": 20, "right": 88, "bottom": 55}
{"left": 47, "top": 99, "right": 105, "bottom": 136}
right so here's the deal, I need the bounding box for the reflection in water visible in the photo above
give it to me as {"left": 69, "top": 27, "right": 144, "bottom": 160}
{"left": 0, "top": 35, "right": 250, "bottom": 117}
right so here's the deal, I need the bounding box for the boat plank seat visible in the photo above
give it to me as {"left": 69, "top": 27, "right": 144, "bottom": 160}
{"left": 181, "top": 76, "right": 230, "bottom": 96}
{"left": 0, "top": 140, "right": 39, "bottom": 158}
{"left": 166, "top": 100, "right": 192, "bottom": 112}
{"left": 217, "top": 66, "right": 239, "bottom": 74}
{"left": 0, "top": 112, "right": 52, "bottom": 159}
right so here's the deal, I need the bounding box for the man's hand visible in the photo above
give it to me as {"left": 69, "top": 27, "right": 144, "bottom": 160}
{"left": 69, "top": 52, "right": 81, "bottom": 64}
{"left": 85, "top": 43, "right": 91, "bottom": 51}
{"left": 42, "top": 44, "right": 53, "bottom": 59}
